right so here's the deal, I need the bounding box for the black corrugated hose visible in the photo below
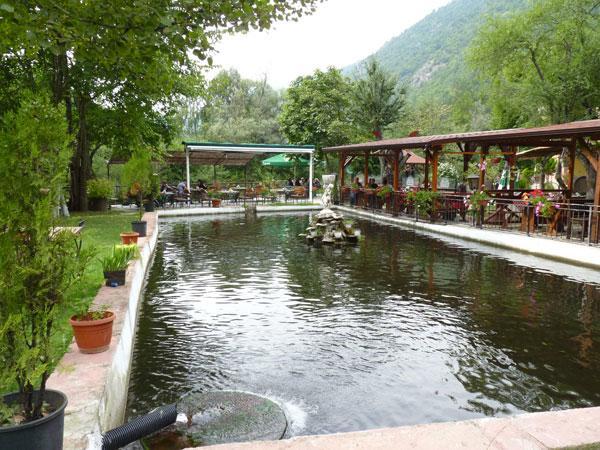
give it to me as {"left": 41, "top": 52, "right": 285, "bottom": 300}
{"left": 101, "top": 403, "right": 178, "bottom": 450}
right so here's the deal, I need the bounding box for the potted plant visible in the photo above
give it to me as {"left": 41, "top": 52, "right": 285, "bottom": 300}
{"left": 526, "top": 189, "right": 560, "bottom": 219}
{"left": 0, "top": 95, "right": 94, "bottom": 448}
{"left": 465, "top": 190, "right": 491, "bottom": 210}
{"left": 121, "top": 150, "right": 156, "bottom": 237}
{"left": 100, "top": 244, "right": 138, "bottom": 287}
{"left": 413, "top": 190, "right": 440, "bottom": 220}
{"left": 209, "top": 191, "right": 223, "bottom": 208}
{"left": 120, "top": 230, "right": 140, "bottom": 245}
{"left": 87, "top": 178, "right": 113, "bottom": 212}
{"left": 69, "top": 305, "right": 115, "bottom": 354}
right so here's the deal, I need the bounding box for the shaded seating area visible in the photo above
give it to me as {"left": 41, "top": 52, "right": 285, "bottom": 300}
{"left": 324, "top": 119, "right": 600, "bottom": 245}
{"left": 111, "top": 142, "right": 315, "bottom": 208}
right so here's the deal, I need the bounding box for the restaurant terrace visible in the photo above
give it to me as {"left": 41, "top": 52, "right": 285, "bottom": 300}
{"left": 324, "top": 119, "right": 600, "bottom": 244}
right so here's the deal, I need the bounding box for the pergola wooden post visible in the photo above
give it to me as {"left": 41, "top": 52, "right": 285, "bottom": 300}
{"left": 424, "top": 149, "right": 430, "bottom": 189}
{"left": 393, "top": 150, "right": 400, "bottom": 191}
{"left": 338, "top": 151, "right": 346, "bottom": 187}
{"left": 567, "top": 140, "right": 577, "bottom": 199}
{"left": 363, "top": 151, "right": 369, "bottom": 186}
{"left": 508, "top": 146, "right": 517, "bottom": 189}
{"left": 431, "top": 146, "right": 441, "bottom": 192}
{"left": 478, "top": 146, "right": 489, "bottom": 189}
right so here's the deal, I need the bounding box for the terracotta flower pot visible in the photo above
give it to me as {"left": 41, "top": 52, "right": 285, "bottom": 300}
{"left": 211, "top": 199, "right": 222, "bottom": 208}
{"left": 70, "top": 311, "right": 115, "bottom": 354}
{"left": 120, "top": 231, "right": 139, "bottom": 245}
{"left": 478, "top": 200, "right": 488, "bottom": 207}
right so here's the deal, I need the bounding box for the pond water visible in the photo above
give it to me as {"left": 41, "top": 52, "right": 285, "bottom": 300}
{"left": 127, "top": 213, "right": 600, "bottom": 437}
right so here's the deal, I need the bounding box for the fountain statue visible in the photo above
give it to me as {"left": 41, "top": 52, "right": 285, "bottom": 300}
{"left": 300, "top": 180, "right": 361, "bottom": 246}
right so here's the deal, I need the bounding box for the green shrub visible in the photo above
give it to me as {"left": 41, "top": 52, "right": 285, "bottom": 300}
{"left": 87, "top": 178, "right": 114, "bottom": 200}
{"left": 0, "top": 93, "right": 95, "bottom": 423}
{"left": 100, "top": 244, "right": 138, "bottom": 272}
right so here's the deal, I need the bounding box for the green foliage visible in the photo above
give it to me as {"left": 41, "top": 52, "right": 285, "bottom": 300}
{"left": 347, "top": 0, "right": 527, "bottom": 131}
{"left": 73, "top": 304, "right": 110, "bottom": 322}
{"left": 279, "top": 68, "right": 358, "bottom": 168}
{"left": 351, "top": 59, "right": 406, "bottom": 138}
{"left": 0, "top": 0, "right": 322, "bottom": 209}
{"left": 469, "top": 0, "right": 600, "bottom": 126}
{"left": 121, "top": 150, "right": 159, "bottom": 217}
{"left": 0, "top": 93, "right": 94, "bottom": 422}
{"left": 99, "top": 244, "right": 138, "bottom": 272}
{"left": 465, "top": 190, "right": 491, "bottom": 215}
{"left": 377, "top": 185, "right": 393, "bottom": 198}
{"left": 87, "top": 178, "right": 113, "bottom": 200}
{"left": 189, "top": 69, "right": 284, "bottom": 144}
{"left": 408, "top": 190, "right": 440, "bottom": 214}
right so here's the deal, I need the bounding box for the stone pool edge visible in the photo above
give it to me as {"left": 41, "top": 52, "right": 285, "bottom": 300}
{"left": 335, "top": 205, "right": 600, "bottom": 270}
{"left": 47, "top": 212, "right": 158, "bottom": 450}
{"left": 197, "top": 405, "right": 600, "bottom": 449}
{"left": 158, "top": 204, "right": 322, "bottom": 218}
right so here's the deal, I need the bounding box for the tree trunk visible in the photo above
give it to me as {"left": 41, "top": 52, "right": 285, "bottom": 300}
{"left": 69, "top": 94, "right": 92, "bottom": 211}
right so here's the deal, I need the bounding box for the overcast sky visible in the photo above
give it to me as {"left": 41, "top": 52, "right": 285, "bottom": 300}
{"left": 211, "top": 0, "right": 451, "bottom": 89}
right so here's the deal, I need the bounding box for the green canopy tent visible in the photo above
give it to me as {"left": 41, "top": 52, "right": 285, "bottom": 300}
{"left": 261, "top": 153, "right": 310, "bottom": 168}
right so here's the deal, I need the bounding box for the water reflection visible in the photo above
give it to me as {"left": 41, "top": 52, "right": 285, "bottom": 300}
{"left": 127, "top": 214, "right": 600, "bottom": 435}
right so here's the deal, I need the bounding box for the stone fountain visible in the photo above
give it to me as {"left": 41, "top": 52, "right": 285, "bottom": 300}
{"left": 301, "top": 183, "right": 361, "bottom": 246}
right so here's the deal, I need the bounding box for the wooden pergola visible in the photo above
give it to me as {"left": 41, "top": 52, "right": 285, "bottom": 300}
{"left": 324, "top": 119, "right": 600, "bottom": 206}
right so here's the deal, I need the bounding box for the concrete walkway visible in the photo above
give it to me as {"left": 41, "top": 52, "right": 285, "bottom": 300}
{"left": 198, "top": 406, "right": 600, "bottom": 450}
{"left": 47, "top": 213, "right": 159, "bottom": 450}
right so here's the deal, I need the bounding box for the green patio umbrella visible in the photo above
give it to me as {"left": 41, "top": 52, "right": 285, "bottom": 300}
{"left": 261, "top": 153, "right": 309, "bottom": 168}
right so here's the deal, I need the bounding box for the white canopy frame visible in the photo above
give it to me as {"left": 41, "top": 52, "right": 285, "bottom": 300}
{"left": 182, "top": 142, "right": 316, "bottom": 202}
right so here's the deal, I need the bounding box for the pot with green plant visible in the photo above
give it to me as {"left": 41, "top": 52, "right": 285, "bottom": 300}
{"left": 121, "top": 150, "right": 157, "bottom": 237}
{"left": 413, "top": 190, "right": 440, "bottom": 221}
{"left": 210, "top": 191, "right": 223, "bottom": 207}
{"left": 87, "top": 178, "right": 113, "bottom": 212}
{"left": 0, "top": 94, "right": 95, "bottom": 449}
{"left": 100, "top": 244, "right": 139, "bottom": 287}
{"left": 377, "top": 185, "right": 393, "bottom": 209}
{"left": 69, "top": 305, "right": 115, "bottom": 354}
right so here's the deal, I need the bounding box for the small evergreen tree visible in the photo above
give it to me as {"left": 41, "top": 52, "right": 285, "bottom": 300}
{"left": 0, "top": 93, "right": 93, "bottom": 423}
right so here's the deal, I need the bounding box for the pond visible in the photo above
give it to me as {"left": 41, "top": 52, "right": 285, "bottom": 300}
{"left": 127, "top": 212, "right": 600, "bottom": 437}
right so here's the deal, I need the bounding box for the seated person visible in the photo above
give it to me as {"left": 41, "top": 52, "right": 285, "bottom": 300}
{"left": 287, "top": 178, "right": 294, "bottom": 187}
{"left": 369, "top": 178, "right": 378, "bottom": 189}
{"left": 313, "top": 178, "right": 321, "bottom": 188}
{"left": 194, "top": 179, "right": 208, "bottom": 192}
{"left": 176, "top": 181, "right": 189, "bottom": 195}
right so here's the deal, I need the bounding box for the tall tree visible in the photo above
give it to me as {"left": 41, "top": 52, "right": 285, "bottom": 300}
{"left": 279, "top": 68, "right": 356, "bottom": 168}
{"left": 195, "top": 69, "right": 283, "bottom": 144}
{"left": 0, "top": 0, "right": 321, "bottom": 210}
{"left": 351, "top": 59, "right": 406, "bottom": 140}
{"left": 468, "top": 0, "right": 600, "bottom": 127}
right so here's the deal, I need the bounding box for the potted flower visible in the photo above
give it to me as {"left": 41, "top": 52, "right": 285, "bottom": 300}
{"left": 527, "top": 190, "right": 560, "bottom": 219}
{"left": 121, "top": 150, "right": 156, "bottom": 237}
{"left": 87, "top": 178, "right": 113, "bottom": 212}
{"left": 69, "top": 305, "right": 115, "bottom": 354}
{"left": 413, "top": 190, "right": 440, "bottom": 220}
{"left": 465, "top": 190, "right": 491, "bottom": 212}
{"left": 100, "top": 244, "right": 138, "bottom": 287}
{"left": 0, "top": 95, "right": 94, "bottom": 448}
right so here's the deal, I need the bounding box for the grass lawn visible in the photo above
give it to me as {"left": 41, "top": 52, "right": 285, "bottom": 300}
{"left": 1, "top": 210, "right": 138, "bottom": 394}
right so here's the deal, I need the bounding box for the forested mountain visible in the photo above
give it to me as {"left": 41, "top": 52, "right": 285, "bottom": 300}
{"left": 346, "top": 0, "right": 527, "bottom": 131}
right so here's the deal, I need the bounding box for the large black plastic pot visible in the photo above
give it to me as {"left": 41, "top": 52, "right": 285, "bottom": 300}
{"left": 143, "top": 201, "right": 155, "bottom": 212}
{"left": 131, "top": 220, "right": 147, "bottom": 237}
{"left": 104, "top": 270, "right": 126, "bottom": 287}
{"left": 0, "top": 390, "right": 67, "bottom": 450}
